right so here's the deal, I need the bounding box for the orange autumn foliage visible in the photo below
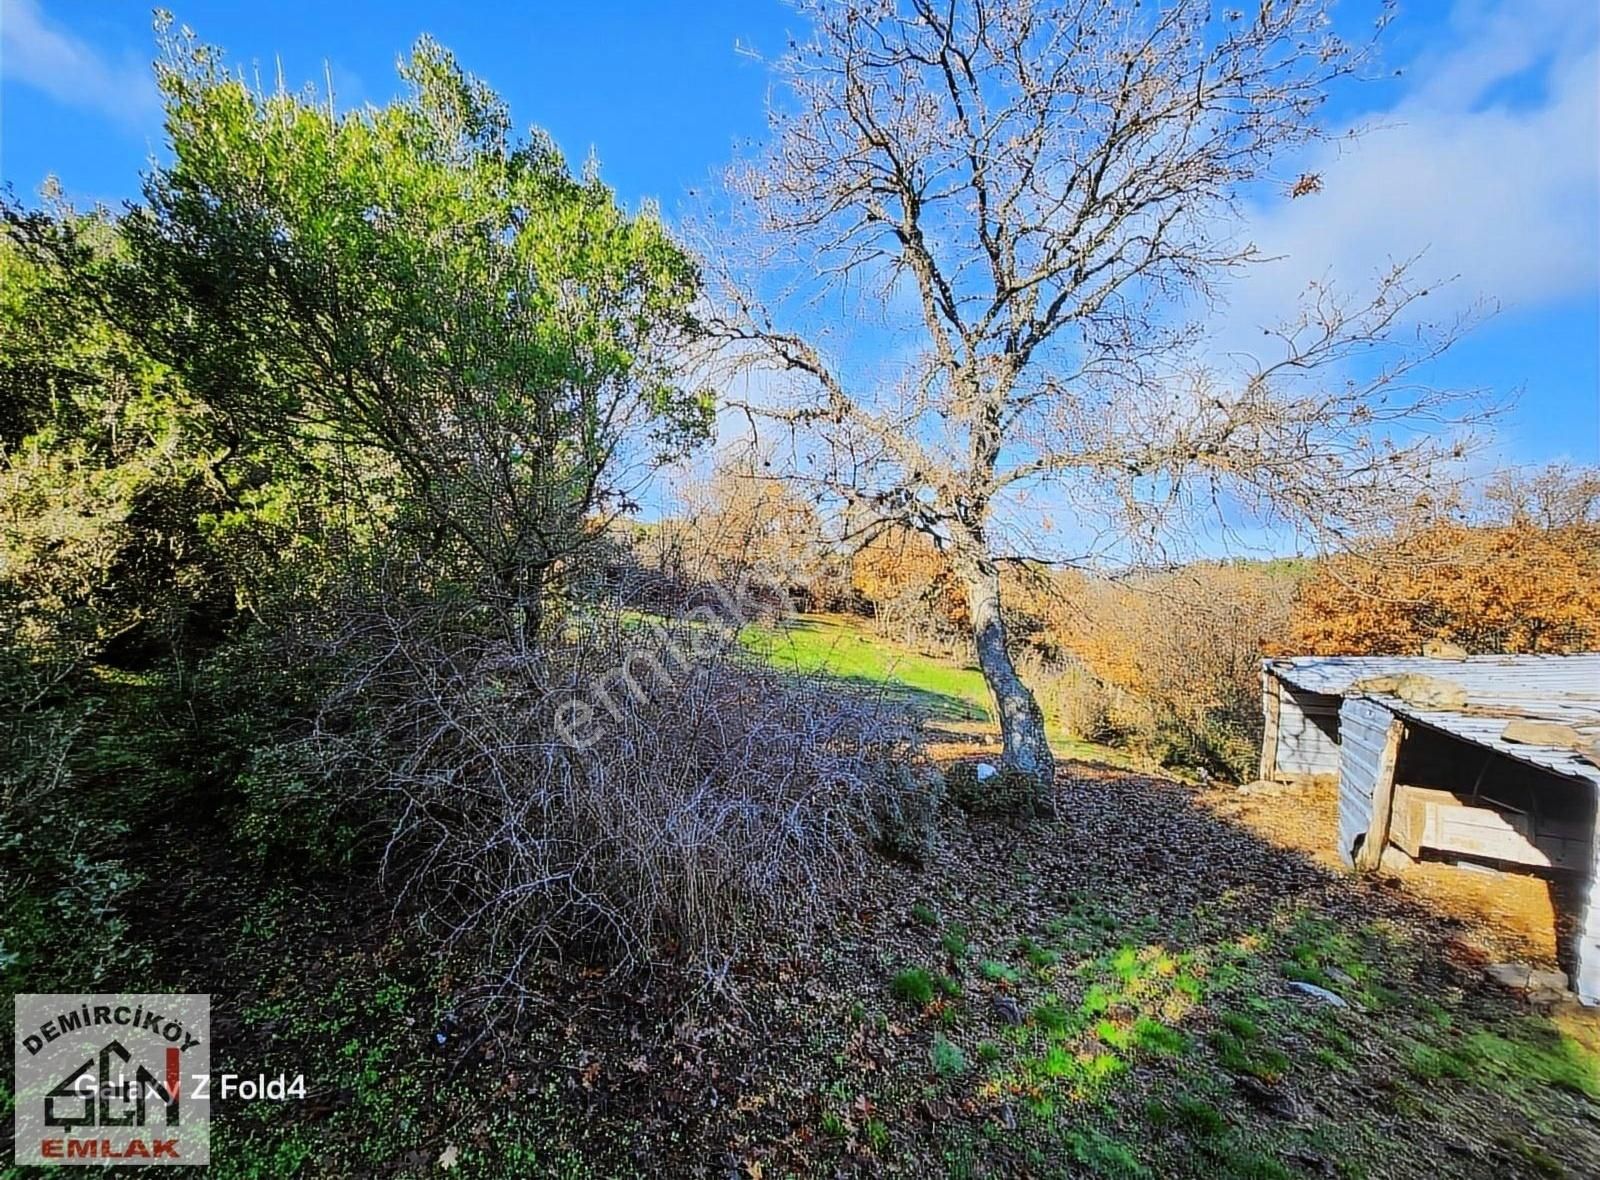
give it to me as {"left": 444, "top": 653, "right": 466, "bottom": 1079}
{"left": 850, "top": 526, "right": 968, "bottom": 629}
{"left": 1287, "top": 522, "right": 1600, "bottom": 655}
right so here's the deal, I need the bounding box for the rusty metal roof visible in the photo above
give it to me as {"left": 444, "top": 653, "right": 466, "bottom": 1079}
{"left": 1265, "top": 654, "right": 1600, "bottom": 788}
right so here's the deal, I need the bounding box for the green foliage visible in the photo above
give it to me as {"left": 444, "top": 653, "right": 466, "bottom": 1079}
{"left": 1409, "top": 1026, "right": 1600, "bottom": 1099}
{"left": 1064, "top": 1127, "right": 1149, "bottom": 1178}
{"left": 1019, "top": 935, "right": 1062, "bottom": 969}
{"left": 941, "top": 927, "right": 971, "bottom": 961}
{"left": 0, "top": 209, "right": 236, "bottom": 670}
{"left": 1034, "top": 999, "right": 1073, "bottom": 1037}
{"left": 911, "top": 901, "right": 941, "bottom": 928}
{"left": 126, "top": 25, "right": 710, "bottom": 624}
{"left": 891, "top": 968, "right": 936, "bottom": 1005}
{"left": 979, "top": 960, "right": 1021, "bottom": 985}
{"left": 930, "top": 1034, "right": 968, "bottom": 1077}
{"left": 1209, "top": 1014, "right": 1289, "bottom": 1082}
{"left": 1169, "top": 1095, "right": 1228, "bottom": 1137}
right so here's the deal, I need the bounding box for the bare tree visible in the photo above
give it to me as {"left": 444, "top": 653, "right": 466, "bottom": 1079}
{"left": 703, "top": 0, "right": 1487, "bottom": 808}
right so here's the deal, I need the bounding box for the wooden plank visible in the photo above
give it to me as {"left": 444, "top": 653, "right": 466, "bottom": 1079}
{"left": 1387, "top": 785, "right": 1592, "bottom": 871}
{"left": 1258, "top": 676, "right": 1282, "bottom": 783}
{"left": 1354, "top": 716, "right": 1405, "bottom": 872}
{"left": 1390, "top": 788, "right": 1423, "bottom": 858}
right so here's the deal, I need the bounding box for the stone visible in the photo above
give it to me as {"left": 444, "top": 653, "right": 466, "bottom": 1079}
{"left": 1485, "top": 962, "right": 1532, "bottom": 989}
{"left": 1502, "top": 719, "right": 1584, "bottom": 748}
{"left": 1379, "top": 844, "right": 1416, "bottom": 873}
{"left": 1350, "top": 672, "right": 1468, "bottom": 710}
{"left": 975, "top": 762, "right": 999, "bottom": 782}
{"left": 1485, "top": 962, "right": 1568, "bottom": 994}
{"left": 991, "top": 995, "right": 1025, "bottom": 1025}
{"left": 1529, "top": 968, "right": 1570, "bottom": 993}
{"left": 1286, "top": 981, "right": 1349, "bottom": 1008}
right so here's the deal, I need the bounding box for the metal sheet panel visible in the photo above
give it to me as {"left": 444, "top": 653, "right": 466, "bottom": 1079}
{"left": 1275, "top": 687, "right": 1342, "bottom": 775}
{"left": 1337, "top": 696, "right": 1396, "bottom": 867}
{"left": 1265, "top": 654, "right": 1600, "bottom": 790}
{"left": 1266, "top": 653, "right": 1600, "bottom": 701}
{"left": 1581, "top": 842, "right": 1600, "bottom": 1004}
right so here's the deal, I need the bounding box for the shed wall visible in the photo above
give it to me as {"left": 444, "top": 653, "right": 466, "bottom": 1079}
{"left": 1337, "top": 696, "right": 1396, "bottom": 867}
{"left": 1274, "top": 685, "right": 1342, "bottom": 776}
{"left": 1580, "top": 848, "right": 1600, "bottom": 1003}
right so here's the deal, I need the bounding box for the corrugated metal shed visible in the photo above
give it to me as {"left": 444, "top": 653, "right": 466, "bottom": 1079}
{"left": 1261, "top": 652, "right": 1600, "bottom": 1004}
{"left": 1266, "top": 654, "right": 1600, "bottom": 789}
{"left": 1275, "top": 685, "right": 1342, "bottom": 776}
{"left": 1336, "top": 696, "right": 1395, "bottom": 867}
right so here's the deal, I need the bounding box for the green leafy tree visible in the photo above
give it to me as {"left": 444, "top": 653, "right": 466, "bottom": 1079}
{"left": 0, "top": 198, "right": 233, "bottom": 671}
{"left": 123, "top": 25, "right": 711, "bottom": 630}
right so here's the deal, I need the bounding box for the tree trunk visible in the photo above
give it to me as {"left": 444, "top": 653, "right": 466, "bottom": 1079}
{"left": 958, "top": 552, "right": 1056, "bottom": 815}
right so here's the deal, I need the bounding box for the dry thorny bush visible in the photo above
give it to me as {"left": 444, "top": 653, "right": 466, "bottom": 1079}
{"left": 293, "top": 595, "right": 941, "bottom": 1007}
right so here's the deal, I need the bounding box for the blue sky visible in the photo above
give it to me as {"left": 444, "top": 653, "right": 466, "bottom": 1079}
{"left": 2, "top": 0, "right": 1596, "bottom": 474}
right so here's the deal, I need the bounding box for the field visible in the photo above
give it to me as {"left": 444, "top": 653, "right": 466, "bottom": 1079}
{"left": 748, "top": 614, "right": 1133, "bottom": 767}
{"left": 46, "top": 617, "right": 1595, "bottom": 1180}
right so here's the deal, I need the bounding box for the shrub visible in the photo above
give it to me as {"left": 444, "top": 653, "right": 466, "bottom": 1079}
{"left": 945, "top": 762, "right": 1043, "bottom": 816}
{"left": 1045, "top": 563, "right": 1299, "bottom": 781}
{"left": 868, "top": 762, "right": 945, "bottom": 864}
{"left": 296, "top": 599, "right": 934, "bottom": 995}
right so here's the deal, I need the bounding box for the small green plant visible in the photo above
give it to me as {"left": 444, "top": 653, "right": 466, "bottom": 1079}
{"left": 821, "top": 1110, "right": 848, "bottom": 1138}
{"left": 891, "top": 968, "right": 936, "bottom": 1005}
{"left": 976, "top": 1040, "right": 1002, "bottom": 1063}
{"left": 1065, "top": 1127, "right": 1149, "bottom": 1178}
{"left": 936, "top": 973, "right": 963, "bottom": 997}
{"left": 1210, "top": 1017, "right": 1290, "bottom": 1082}
{"left": 1218, "top": 1012, "right": 1260, "bottom": 1040}
{"left": 1035, "top": 999, "right": 1073, "bottom": 1037}
{"left": 980, "top": 960, "right": 1021, "bottom": 985}
{"left": 912, "top": 901, "right": 942, "bottom": 928}
{"left": 864, "top": 1117, "right": 890, "bottom": 1152}
{"left": 1019, "top": 936, "right": 1062, "bottom": 969}
{"left": 1171, "top": 1095, "right": 1228, "bottom": 1137}
{"left": 941, "top": 927, "right": 971, "bottom": 960}
{"left": 930, "top": 1034, "right": 969, "bottom": 1077}
{"left": 1132, "top": 1017, "right": 1188, "bottom": 1056}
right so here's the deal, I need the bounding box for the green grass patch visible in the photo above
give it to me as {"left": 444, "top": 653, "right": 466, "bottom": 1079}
{"left": 891, "top": 968, "right": 936, "bottom": 1005}
{"left": 980, "top": 960, "right": 1021, "bottom": 985}
{"left": 1019, "top": 936, "right": 1063, "bottom": 969}
{"left": 930, "top": 1034, "right": 969, "bottom": 1077}
{"left": 1064, "top": 1127, "right": 1150, "bottom": 1178}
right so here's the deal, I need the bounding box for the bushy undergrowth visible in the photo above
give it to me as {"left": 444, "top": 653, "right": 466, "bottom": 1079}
{"left": 289, "top": 599, "right": 940, "bottom": 995}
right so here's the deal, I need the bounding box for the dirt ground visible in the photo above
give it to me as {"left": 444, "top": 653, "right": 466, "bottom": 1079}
{"left": 137, "top": 727, "right": 1600, "bottom": 1178}
{"left": 1206, "top": 778, "right": 1577, "bottom": 973}
{"left": 930, "top": 720, "right": 1578, "bottom": 975}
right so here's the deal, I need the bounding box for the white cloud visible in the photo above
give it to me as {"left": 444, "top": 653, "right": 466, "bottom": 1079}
{"left": 0, "top": 0, "right": 158, "bottom": 125}
{"left": 1222, "top": 0, "right": 1598, "bottom": 337}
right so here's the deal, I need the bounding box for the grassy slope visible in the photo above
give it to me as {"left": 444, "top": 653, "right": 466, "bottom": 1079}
{"left": 9, "top": 627, "right": 1597, "bottom": 1179}
{"left": 746, "top": 613, "right": 1126, "bottom": 766}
